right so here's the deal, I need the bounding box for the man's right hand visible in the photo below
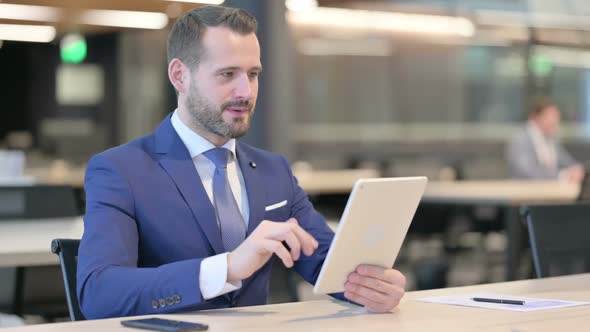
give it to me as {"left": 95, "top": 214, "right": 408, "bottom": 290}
{"left": 227, "top": 218, "right": 318, "bottom": 282}
{"left": 561, "top": 164, "right": 585, "bottom": 183}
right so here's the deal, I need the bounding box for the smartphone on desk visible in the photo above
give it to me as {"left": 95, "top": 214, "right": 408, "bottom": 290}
{"left": 121, "top": 317, "right": 209, "bottom": 332}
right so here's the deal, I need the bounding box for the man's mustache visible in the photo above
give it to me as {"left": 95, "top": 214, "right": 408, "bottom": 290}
{"left": 221, "top": 100, "right": 253, "bottom": 111}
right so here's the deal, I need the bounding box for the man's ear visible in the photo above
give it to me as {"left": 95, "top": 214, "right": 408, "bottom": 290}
{"left": 168, "top": 58, "right": 190, "bottom": 94}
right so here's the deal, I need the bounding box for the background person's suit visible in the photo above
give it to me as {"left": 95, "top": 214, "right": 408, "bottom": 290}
{"left": 507, "top": 126, "right": 578, "bottom": 179}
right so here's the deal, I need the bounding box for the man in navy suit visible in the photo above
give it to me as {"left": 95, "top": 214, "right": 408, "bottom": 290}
{"left": 77, "top": 5, "right": 406, "bottom": 319}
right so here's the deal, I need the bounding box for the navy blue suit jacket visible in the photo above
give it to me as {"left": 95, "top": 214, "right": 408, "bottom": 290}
{"left": 77, "top": 115, "right": 338, "bottom": 319}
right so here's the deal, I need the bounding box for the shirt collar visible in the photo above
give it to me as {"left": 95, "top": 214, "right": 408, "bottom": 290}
{"left": 171, "top": 110, "right": 237, "bottom": 160}
{"left": 526, "top": 120, "right": 553, "bottom": 143}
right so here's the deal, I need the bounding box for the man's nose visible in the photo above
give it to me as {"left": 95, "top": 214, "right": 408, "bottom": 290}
{"left": 233, "top": 74, "right": 254, "bottom": 99}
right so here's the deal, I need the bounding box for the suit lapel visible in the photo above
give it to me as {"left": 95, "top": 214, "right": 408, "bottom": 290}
{"left": 236, "top": 144, "right": 265, "bottom": 236}
{"left": 155, "top": 116, "right": 225, "bottom": 255}
{"left": 232, "top": 144, "right": 266, "bottom": 300}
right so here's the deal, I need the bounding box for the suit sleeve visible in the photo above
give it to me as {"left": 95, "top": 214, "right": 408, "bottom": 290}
{"left": 556, "top": 142, "right": 578, "bottom": 169}
{"left": 77, "top": 154, "right": 207, "bottom": 319}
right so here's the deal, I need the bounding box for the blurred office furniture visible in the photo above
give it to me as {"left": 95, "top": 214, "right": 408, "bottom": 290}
{"left": 522, "top": 204, "right": 590, "bottom": 278}
{"left": 25, "top": 160, "right": 86, "bottom": 190}
{"left": 0, "top": 312, "right": 25, "bottom": 327}
{"left": 412, "top": 256, "right": 449, "bottom": 290}
{"left": 0, "top": 150, "right": 26, "bottom": 181}
{"left": 0, "top": 216, "right": 83, "bottom": 320}
{"left": 0, "top": 217, "right": 83, "bottom": 267}
{"left": 0, "top": 185, "right": 82, "bottom": 319}
{"left": 423, "top": 180, "right": 578, "bottom": 280}
{"left": 576, "top": 168, "right": 590, "bottom": 201}
{"left": 4, "top": 132, "right": 33, "bottom": 151}
{"left": 38, "top": 118, "right": 107, "bottom": 164}
{"left": 293, "top": 168, "right": 379, "bottom": 195}
{"left": 0, "top": 185, "right": 78, "bottom": 220}
{"left": 51, "top": 239, "right": 84, "bottom": 321}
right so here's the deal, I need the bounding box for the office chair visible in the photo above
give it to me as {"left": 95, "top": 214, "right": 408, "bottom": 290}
{"left": 521, "top": 204, "right": 590, "bottom": 278}
{"left": 50, "top": 239, "right": 85, "bottom": 321}
{"left": 4, "top": 186, "right": 81, "bottom": 319}
{"left": 576, "top": 168, "right": 590, "bottom": 202}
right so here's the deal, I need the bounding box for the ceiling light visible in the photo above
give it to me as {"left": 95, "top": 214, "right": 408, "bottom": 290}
{"left": 285, "top": 0, "right": 318, "bottom": 12}
{"left": 0, "top": 3, "right": 61, "bottom": 22}
{"left": 78, "top": 9, "right": 169, "bottom": 30}
{"left": 287, "top": 7, "right": 475, "bottom": 37}
{"left": 0, "top": 24, "right": 56, "bottom": 43}
{"left": 298, "top": 38, "right": 393, "bottom": 57}
{"left": 0, "top": 3, "right": 168, "bottom": 30}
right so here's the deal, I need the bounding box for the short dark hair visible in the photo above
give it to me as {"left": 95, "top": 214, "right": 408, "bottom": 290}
{"left": 167, "top": 5, "right": 258, "bottom": 69}
{"left": 528, "top": 96, "right": 558, "bottom": 117}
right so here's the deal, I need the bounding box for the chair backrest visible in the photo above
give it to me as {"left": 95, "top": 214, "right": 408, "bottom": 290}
{"left": 521, "top": 204, "right": 590, "bottom": 278}
{"left": 577, "top": 169, "right": 590, "bottom": 202}
{"left": 50, "top": 239, "right": 85, "bottom": 321}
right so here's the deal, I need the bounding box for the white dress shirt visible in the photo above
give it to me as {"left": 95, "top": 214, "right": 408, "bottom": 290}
{"left": 171, "top": 111, "right": 249, "bottom": 299}
{"left": 526, "top": 121, "right": 557, "bottom": 172}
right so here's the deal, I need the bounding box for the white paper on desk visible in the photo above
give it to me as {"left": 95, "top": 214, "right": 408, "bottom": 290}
{"left": 416, "top": 293, "right": 590, "bottom": 312}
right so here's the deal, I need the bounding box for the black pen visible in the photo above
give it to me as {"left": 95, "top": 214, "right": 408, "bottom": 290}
{"left": 472, "top": 297, "right": 525, "bottom": 305}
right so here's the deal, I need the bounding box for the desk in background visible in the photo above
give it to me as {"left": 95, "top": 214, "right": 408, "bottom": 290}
{"left": 0, "top": 217, "right": 83, "bottom": 316}
{"left": 294, "top": 169, "right": 380, "bottom": 195}
{"left": 424, "top": 180, "right": 579, "bottom": 204}
{"left": 295, "top": 172, "right": 579, "bottom": 281}
{"left": 0, "top": 217, "right": 83, "bottom": 268}
{"left": 25, "top": 163, "right": 85, "bottom": 189}
{"left": 4, "top": 273, "right": 589, "bottom": 331}
{"left": 423, "top": 180, "right": 578, "bottom": 280}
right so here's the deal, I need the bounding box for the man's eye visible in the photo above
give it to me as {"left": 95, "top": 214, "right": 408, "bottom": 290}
{"left": 249, "top": 72, "right": 259, "bottom": 79}
{"left": 221, "top": 72, "right": 234, "bottom": 78}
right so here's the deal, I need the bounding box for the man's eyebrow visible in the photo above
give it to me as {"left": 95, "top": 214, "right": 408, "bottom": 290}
{"left": 215, "top": 66, "right": 263, "bottom": 73}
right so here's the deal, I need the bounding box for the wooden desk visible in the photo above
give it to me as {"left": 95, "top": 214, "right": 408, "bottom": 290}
{"left": 424, "top": 180, "right": 579, "bottom": 204}
{"left": 294, "top": 169, "right": 379, "bottom": 195}
{"left": 0, "top": 217, "right": 84, "bottom": 267}
{"left": 5, "top": 273, "right": 589, "bottom": 331}
{"left": 423, "top": 180, "right": 579, "bottom": 281}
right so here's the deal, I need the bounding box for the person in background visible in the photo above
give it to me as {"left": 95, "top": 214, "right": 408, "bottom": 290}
{"left": 507, "top": 97, "right": 584, "bottom": 182}
{"left": 77, "top": 5, "right": 406, "bottom": 319}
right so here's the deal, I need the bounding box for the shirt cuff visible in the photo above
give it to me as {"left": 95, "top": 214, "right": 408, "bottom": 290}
{"left": 200, "top": 253, "right": 242, "bottom": 300}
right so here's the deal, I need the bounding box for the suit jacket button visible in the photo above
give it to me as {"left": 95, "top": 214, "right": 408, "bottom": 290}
{"left": 152, "top": 300, "right": 159, "bottom": 309}
{"left": 174, "top": 295, "right": 181, "bottom": 304}
{"left": 166, "top": 297, "right": 174, "bottom": 306}
{"left": 159, "top": 298, "right": 167, "bottom": 308}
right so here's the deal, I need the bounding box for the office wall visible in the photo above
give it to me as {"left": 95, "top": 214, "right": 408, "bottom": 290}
{"left": 0, "top": 34, "right": 119, "bottom": 161}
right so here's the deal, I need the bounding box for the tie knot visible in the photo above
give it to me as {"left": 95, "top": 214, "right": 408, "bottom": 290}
{"left": 204, "top": 148, "right": 231, "bottom": 169}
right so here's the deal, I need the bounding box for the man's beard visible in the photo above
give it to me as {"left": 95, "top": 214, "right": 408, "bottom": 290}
{"left": 185, "top": 87, "right": 254, "bottom": 139}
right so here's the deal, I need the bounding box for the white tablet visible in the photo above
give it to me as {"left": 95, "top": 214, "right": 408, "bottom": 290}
{"left": 313, "top": 176, "right": 427, "bottom": 294}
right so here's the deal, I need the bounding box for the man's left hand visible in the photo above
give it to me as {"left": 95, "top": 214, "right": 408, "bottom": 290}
{"left": 344, "top": 265, "right": 406, "bottom": 313}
